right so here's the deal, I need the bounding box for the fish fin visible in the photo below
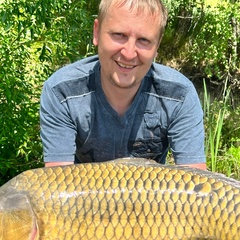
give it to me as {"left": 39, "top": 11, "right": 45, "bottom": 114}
{"left": 0, "top": 193, "right": 39, "bottom": 240}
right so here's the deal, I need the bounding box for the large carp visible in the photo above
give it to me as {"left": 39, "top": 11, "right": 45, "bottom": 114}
{"left": 0, "top": 158, "right": 240, "bottom": 240}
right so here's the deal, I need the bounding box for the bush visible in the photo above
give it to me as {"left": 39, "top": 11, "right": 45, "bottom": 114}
{"left": 0, "top": 0, "right": 96, "bottom": 185}
{"left": 190, "top": 2, "right": 240, "bottom": 88}
{"left": 161, "top": 0, "right": 240, "bottom": 92}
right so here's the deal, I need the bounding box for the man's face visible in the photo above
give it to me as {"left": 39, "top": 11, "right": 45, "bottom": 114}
{"left": 93, "top": 3, "right": 161, "bottom": 90}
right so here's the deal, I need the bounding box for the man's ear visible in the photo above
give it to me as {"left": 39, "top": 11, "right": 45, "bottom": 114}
{"left": 93, "top": 19, "right": 99, "bottom": 46}
{"left": 153, "top": 52, "right": 158, "bottom": 62}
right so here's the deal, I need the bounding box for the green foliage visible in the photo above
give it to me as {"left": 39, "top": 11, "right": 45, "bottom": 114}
{"left": 203, "top": 77, "right": 240, "bottom": 179}
{"left": 222, "top": 104, "right": 240, "bottom": 148}
{"left": 161, "top": 0, "right": 239, "bottom": 91}
{"left": 161, "top": 0, "right": 205, "bottom": 61}
{"left": 228, "top": 146, "right": 240, "bottom": 163}
{"left": 203, "top": 79, "right": 229, "bottom": 171}
{"left": 0, "top": 0, "right": 96, "bottom": 185}
{"left": 163, "top": 0, "right": 240, "bottom": 178}
{"left": 214, "top": 144, "right": 240, "bottom": 180}
{"left": 190, "top": 2, "right": 239, "bottom": 83}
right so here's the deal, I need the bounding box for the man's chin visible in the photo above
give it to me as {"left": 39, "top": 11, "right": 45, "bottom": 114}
{"left": 109, "top": 77, "right": 140, "bottom": 89}
{"left": 111, "top": 81, "right": 138, "bottom": 89}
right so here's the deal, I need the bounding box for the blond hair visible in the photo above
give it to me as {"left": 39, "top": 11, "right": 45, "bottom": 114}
{"left": 98, "top": 0, "right": 168, "bottom": 40}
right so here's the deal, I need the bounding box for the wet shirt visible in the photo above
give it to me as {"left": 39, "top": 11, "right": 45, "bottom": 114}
{"left": 40, "top": 55, "right": 205, "bottom": 164}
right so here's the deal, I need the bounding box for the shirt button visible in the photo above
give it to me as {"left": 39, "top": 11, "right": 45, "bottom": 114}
{"left": 147, "top": 149, "right": 151, "bottom": 153}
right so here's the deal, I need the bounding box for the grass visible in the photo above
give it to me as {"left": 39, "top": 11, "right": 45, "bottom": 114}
{"left": 203, "top": 76, "right": 240, "bottom": 180}
{"left": 203, "top": 79, "right": 230, "bottom": 172}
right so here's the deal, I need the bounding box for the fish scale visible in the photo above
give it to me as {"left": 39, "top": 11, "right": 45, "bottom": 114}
{"left": 0, "top": 158, "right": 240, "bottom": 239}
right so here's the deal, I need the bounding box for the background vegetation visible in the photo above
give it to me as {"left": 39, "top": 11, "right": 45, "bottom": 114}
{"left": 0, "top": 0, "right": 239, "bottom": 185}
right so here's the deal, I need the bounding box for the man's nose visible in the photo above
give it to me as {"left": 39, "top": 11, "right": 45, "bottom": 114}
{"left": 120, "top": 39, "right": 137, "bottom": 60}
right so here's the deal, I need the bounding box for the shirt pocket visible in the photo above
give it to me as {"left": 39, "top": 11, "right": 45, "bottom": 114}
{"left": 128, "top": 112, "right": 168, "bottom": 160}
{"left": 129, "top": 138, "right": 168, "bottom": 159}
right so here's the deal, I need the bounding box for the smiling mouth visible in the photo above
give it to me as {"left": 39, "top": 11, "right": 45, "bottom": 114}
{"left": 116, "top": 61, "right": 136, "bottom": 69}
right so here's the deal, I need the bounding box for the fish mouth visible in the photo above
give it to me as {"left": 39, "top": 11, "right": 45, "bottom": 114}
{"left": 0, "top": 193, "right": 39, "bottom": 240}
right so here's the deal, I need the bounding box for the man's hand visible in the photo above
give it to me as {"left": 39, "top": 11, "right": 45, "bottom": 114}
{"left": 45, "top": 162, "right": 74, "bottom": 167}
{"left": 179, "top": 163, "right": 207, "bottom": 170}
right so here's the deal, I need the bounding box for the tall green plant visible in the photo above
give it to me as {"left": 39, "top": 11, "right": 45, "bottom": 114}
{"left": 203, "top": 78, "right": 231, "bottom": 172}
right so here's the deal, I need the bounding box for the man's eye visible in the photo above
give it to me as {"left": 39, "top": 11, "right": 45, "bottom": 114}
{"left": 139, "top": 38, "right": 151, "bottom": 45}
{"left": 112, "top": 33, "right": 126, "bottom": 39}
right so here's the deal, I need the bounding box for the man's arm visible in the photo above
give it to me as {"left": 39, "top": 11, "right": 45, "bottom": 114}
{"left": 45, "top": 162, "right": 74, "bottom": 167}
{"left": 40, "top": 81, "right": 77, "bottom": 165}
{"left": 168, "top": 80, "right": 206, "bottom": 168}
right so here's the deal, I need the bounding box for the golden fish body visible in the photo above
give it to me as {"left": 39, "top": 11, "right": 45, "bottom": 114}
{"left": 0, "top": 158, "right": 240, "bottom": 240}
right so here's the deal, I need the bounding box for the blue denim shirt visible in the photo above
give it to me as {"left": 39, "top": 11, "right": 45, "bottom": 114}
{"left": 40, "top": 55, "right": 205, "bottom": 164}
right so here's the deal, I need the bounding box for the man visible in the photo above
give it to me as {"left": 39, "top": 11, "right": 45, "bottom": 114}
{"left": 40, "top": 0, "right": 206, "bottom": 169}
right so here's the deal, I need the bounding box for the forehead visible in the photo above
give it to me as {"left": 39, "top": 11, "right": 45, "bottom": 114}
{"left": 101, "top": 3, "right": 161, "bottom": 41}
{"left": 99, "top": 0, "right": 162, "bottom": 24}
{"left": 112, "top": 0, "right": 161, "bottom": 20}
{"left": 103, "top": 1, "right": 161, "bottom": 26}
